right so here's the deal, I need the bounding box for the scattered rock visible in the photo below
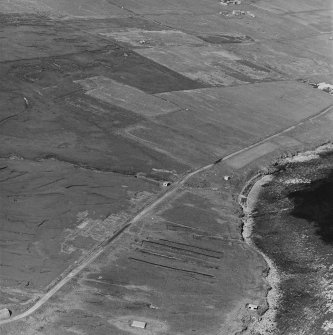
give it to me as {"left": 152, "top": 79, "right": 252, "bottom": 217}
{"left": 322, "top": 320, "right": 333, "bottom": 332}
{"left": 284, "top": 178, "right": 311, "bottom": 185}
{"left": 9, "top": 154, "right": 24, "bottom": 160}
{"left": 246, "top": 11, "right": 256, "bottom": 18}
{"left": 220, "top": 0, "right": 241, "bottom": 5}
{"left": 232, "top": 10, "right": 245, "bottom": 15}
{"left": 149, "top": 304, "right": 159, "bottom": 309}
{"left": 224, "top": 175, "right": 231, "bottom": 181}
{"left": 317, "top": 82, "right": 333, "bottom": 95}
{"left": 220, "top": 10, "right": 255, "bottom": 17}
{"left": 23, "top": 97, "right": 29, "bottom": 107}
{"left": 308, "top": 82, "right": 319, "bottom": 88}
{"left": 302, "top": 79, "right": 333, "bottom": 95}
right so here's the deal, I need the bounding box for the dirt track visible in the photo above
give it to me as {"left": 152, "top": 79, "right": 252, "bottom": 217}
{"left": 0, "top": 0, "right": 333, "bottom": 334}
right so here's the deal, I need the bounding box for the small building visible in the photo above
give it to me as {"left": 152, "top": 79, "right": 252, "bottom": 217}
{"left": 247, "top": 303, "right": 259, "bottom": 310}
{"left": 131, "top": 320, "right": 147, "bottom": 329}
{"left": 0, "top": 308, "right": 12, "bottom": 320}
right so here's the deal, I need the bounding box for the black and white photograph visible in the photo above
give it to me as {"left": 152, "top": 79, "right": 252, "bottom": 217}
{"left": 0, "top": 0, "right": 332, "bottom": 334}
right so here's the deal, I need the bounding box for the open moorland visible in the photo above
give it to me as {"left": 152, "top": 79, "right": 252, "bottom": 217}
{"left": 0, "top": 0, "right": 332, "bottom": 334}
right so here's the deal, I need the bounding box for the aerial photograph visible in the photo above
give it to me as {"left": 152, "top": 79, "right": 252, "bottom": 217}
{"left": 0, "top": 0, "right": 332, "bottom": 334}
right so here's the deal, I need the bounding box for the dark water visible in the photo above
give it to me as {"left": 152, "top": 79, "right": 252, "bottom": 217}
{"left": 289, "top": 170, "right": 333, "bottom": 244}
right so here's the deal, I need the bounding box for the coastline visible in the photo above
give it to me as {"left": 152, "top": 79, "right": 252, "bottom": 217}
{"left": 239, "top": 174, "right": 281, "bottom": 335}
{"left": 239, "top": 144, "right": 333, "bottom": 334}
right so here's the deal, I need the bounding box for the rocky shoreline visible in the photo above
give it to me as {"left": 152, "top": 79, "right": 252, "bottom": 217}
{"left": 240, "top": 144, "right": 333, "bottom": 334}
{"left": 239, "top": 173, "right": 281, "bottom": 335}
